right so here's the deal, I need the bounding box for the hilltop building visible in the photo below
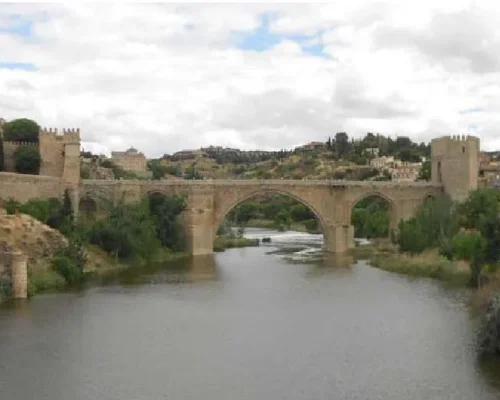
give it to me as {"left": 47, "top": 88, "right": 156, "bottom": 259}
{"left": 111, "top": 147, "right": 147, "bottom": 172}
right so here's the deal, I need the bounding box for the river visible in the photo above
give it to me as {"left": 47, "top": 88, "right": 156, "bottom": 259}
{"left": 1, "top": 228, "right": 500, "bottom": 399}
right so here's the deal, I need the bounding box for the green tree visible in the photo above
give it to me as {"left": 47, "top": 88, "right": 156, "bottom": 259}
{"left": 451, "top": 231, "right": 487, "bottom": 287}
{"left": 457, "top": 188, "right": 500, "bottom": 265}
{"left": 335, "top": 132, "right": 350, "bottom": 158}
{"left": 89, "top": 200, "right": 161, "bottom": 260}
{"left": 0, "top": 138, "right": 4, "bottom": 171}
{"left": 273, "top": 210, "right": 291, "bottom": 231}
{"left": 147, "top": 159, "right": 168, "bottom": 180}
{"left": 289, "top": 204, "right": 315, "bottom": 222}
{"left": 13, "top": 145, "right": 41, "bottom": 174}
{"left": 52, "top": 234, "right": 88, "bottom": 284}
{"left": 230, "top": 202, "right": 259, "bottom": 225}
{"left": 148, "top": 193, "right": 186, "bottom": 251}
{"left": 396, "top": 195, "right": 459, "bottom": 254}
{"left": 418, "top": 160, "right": 431, "bottom": 181}
{"left": 2, "top": 118, "right": 40, "bottom": 142}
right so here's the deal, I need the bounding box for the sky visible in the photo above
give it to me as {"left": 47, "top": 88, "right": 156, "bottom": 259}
{"left": 1, "top": 1, "right": 500, "bottom": 157}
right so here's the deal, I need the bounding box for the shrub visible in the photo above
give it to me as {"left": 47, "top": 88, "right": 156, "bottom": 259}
{"left": 14, "top": 145, "right": 41, "bottom": 174}
{"left": 52, "top": 235, "right": 88, "bottom": 284}
{"left": 3, "top": 118, "right": 40, "bottom": 142}
{"left": 477, "top": 293, "right": 500, "bottom": 357}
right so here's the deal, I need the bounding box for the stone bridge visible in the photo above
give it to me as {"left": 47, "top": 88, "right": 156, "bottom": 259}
{"left": 76, "top": 179, "right": 443, "bottom": 255}
{"left": 0, "top": 134, "right": 480, "bottom": 256}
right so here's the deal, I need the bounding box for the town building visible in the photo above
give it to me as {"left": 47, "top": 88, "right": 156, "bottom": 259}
{"left": 390, "top": 161, "right": 422, "bottom": 182}
{"left": 111, "top": 147, "right": 147, "bottom": 172}
{"left": 369, "top": 156, "right": 394, "bottom": 169}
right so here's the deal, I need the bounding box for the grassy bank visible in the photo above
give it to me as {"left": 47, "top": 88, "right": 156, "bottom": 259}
{"left": 213, "top": 236, "right": 260, "bottom": 252}
{"left": 350, "top": 240, "right": 470, "bottom": 285}
{"left": 350, "top": 240, "right": 500, "bottom": 316}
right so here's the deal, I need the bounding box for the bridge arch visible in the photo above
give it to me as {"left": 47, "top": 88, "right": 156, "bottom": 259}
{"left": 348, "top": 190, "right": 399, "bottom": 235}
{"left": 214, "top": 188, "right": 327, "bottom": 238}
{"left": 78, "top": 195, "right": 98, "bottom": 222}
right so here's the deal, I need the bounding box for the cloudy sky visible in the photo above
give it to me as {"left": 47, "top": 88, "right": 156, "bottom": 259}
{"left": 1, "top": 1, "right": 500, "bottom": 157}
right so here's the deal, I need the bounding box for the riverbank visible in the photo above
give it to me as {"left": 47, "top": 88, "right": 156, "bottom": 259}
{"left": 350, "top": 239, "right": 500, "bottom": 314}
{"left": 26, "top": 245, "right": 190, "bottom": 297}
{"left": 213, "top": 236, "right": 260, "bottom": 252}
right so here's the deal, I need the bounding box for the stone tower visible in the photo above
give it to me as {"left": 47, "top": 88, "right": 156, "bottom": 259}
{"left": 39, "top": 127, "right": 81, "bottom": 186}
{"left": 431, "top": 135, "right": 479, "bottom": 201}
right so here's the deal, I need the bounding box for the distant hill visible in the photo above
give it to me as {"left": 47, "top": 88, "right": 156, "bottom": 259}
{"left": 157, "top": 132, "right": 430, "bottom": 181}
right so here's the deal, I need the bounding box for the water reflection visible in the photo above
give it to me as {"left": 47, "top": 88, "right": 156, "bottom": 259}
{"left": 102, "top": 254, "right": 219, "bottom": 286}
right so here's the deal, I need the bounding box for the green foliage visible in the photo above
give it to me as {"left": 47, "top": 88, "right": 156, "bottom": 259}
{"left": 396, "top": 195, "right": 459, "bottom": 254}
{"left": 148, "top": 193, "right": 186, "bottom": 251}
{"left": 13, "top": 145, "right": 41, "bottom": 174}
{"left": 9, "top": 191, "right": 74, "bottom": 234}
{"left": 0, "top": 138, "right": 4, "bottom": 171}
{"left": 289, "top": 204, "right": 315, "bottom": 222}
{"left": 418, "top": 160, "right": 431, "bottom": 181}
{"left": 230, "top": 202, "right": 260, "bottom": 225}
{"left": 2, "top": 118, "right": 40, "bottom": 142}
{"left": 477, "top": 294, "right": 500, "bottom": 357}
{"left": 5, "top": 198, "right": 20, "bottom": 214}
{"left": 51, "top": 234, "right": 88, "bottom": 284}
{"left": 273, "top": 209, "right": 291, "bottom": 231}
{"left": 0, "top": 278, "right": 12, "bottom": 298}
{"left": 184, "top": 166, "right": 202, "bottom": 180}
{"left": 147, "top": 159, "right": 169, "bottom": 180}
{"left": 397, "top": 218, "right": 429, "bottom": 255}
{"left": 303, "top": 219, "right": 319, "bottom": 232}
{"left": 351, "top": 197, "right": 390, "bottom": 239}
{"left": 89, "top": 200, "right": 161, "bottom": 261}
{"left": 451, "top": 231, "right": 487, "bottom": 287}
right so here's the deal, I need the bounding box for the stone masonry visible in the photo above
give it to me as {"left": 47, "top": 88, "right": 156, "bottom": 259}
{"left": 0, "top": 132, "right": 480, "bottom": 256}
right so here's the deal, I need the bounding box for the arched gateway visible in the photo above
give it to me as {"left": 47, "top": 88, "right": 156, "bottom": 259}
{"left": 0, "top": 134, "right": 479, "bottom": 256}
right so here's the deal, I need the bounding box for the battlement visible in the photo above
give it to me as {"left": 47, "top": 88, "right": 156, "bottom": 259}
{"left": 39, "top": 127, "right": 80, "bottom": 142}
{"left": 431, "top": 134, "right": 479, "bottom": 144}
{"left": 3, "top": 141, "right": 38, "bottom": 147}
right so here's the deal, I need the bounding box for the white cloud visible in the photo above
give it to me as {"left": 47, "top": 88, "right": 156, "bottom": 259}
{"left": 0, "top": 1, "right": 499, "bottom": 157}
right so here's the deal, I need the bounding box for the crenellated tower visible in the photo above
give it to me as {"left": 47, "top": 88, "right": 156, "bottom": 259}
{"left": 39, "top": 127, "right": 81, "bottom": 186}
{"left": 431, "top": 134, "right": 479, "bottom": 201}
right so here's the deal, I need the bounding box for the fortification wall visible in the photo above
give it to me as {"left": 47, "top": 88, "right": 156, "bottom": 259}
{"left": 2, "top": 141, "right": 39, "bottom": 172}
{"left": 0, "top": 172, "right": 62, "bottom": 203}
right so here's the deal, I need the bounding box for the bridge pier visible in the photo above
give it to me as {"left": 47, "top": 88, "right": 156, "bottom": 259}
{"left": 323, "top": 224, "right": 354, "bottom": 253}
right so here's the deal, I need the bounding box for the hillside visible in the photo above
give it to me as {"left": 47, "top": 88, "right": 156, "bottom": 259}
{"left": 156, "top": 133, "right": 430, "bottom": 181}
{"left": 160, "top": 148, "right": 355, "bottom": 180}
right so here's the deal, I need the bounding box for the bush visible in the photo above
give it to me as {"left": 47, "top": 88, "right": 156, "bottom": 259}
{"left": 3, "top": 118, "right": 40, "bottom": 142}
{"left": 14, "top": 145, "right": 41, "bottom": 174}
{"left": 52, "top": 255, "right": 83, "bottom": 285}
{"left": 51, "top": 235, "right": 88, "bottom": 284}
{"left": 477, "top": 293, "right": 500, "bottom": 357}
{"left": 0, "top": 278, "right": 12, "bottom": 298}
{"left": 89, "top": 200, "right": 161, "bottom": 261}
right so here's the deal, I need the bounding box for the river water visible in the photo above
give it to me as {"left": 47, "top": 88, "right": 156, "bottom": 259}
{"left": 1, "top": 228, "right": 500, "bottom": 400}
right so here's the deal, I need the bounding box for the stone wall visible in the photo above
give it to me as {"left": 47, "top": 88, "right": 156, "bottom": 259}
{"left": 0, "top": 172, "right": 61, "bottom": 203}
